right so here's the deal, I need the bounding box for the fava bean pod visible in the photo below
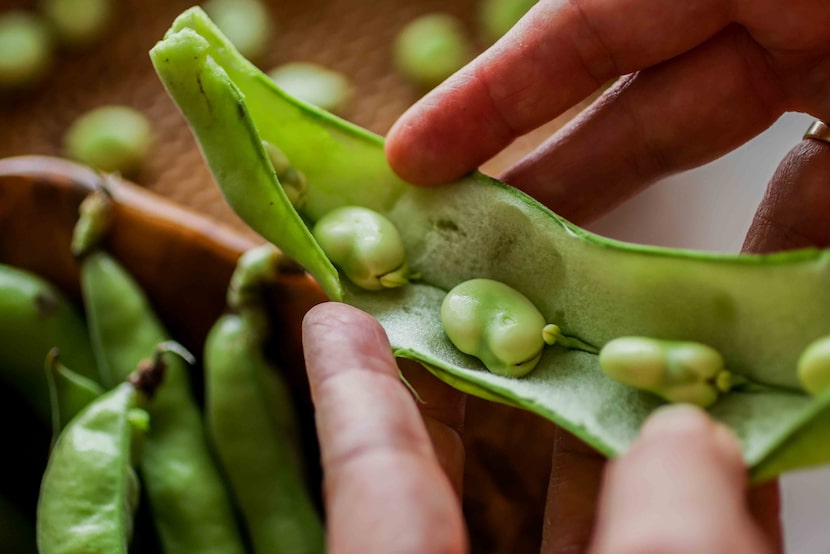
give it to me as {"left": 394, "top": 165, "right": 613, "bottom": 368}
{"left": 152, "top": 7, "right": 830, "bottom": 481}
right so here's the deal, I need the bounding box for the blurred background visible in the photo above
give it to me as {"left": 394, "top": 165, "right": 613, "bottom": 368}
{"left": 1, "top": 0, "right": 828, "bottom": 552}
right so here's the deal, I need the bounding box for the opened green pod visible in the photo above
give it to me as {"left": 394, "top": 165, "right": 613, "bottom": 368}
{"left": 151, "top": 7, "right": 830, "bottom": 480}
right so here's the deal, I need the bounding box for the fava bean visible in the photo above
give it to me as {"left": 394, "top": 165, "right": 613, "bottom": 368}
{"left": 312, "top": 206, "right": 413, "bottom": 290}
{"left": 268, "top": 62, "right": 353, "bottom": 114}
{"left": 441, "top": 278, "right": 592, "bottom": 377}
{"left": 0, "top": 12, "right": 52, "bottom": 89}
{"left": 263, "top": 141, "right": 308, "bottom": 208}
{"left": 203, "top": 0, "right": 272, "bottom": 60}
{"left": 63, "top": 105, "right": 153, "bottom": 175}
{"left": 599, "top": 337, "right": 732, "bottom": 408}
{"left": 797, "top": 336, "right": 830, "bottom": 396}
{"left": 478, "top": 0, "right": 537, "bottom": 43}
{"left": 393, "top": 13, "right": 473, "bottom": 89}
{"left": 40, "top": 0, "right": 114, "bottom": 47}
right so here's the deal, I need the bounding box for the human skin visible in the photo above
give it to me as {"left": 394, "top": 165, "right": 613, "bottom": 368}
{"left": 385, "top": 0, "right": 830, "bottom": 225}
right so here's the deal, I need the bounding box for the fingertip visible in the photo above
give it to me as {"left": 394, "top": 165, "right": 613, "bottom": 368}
{"left": 639, "top": 404, "right": 744, "bottom": 472}
{"left": 385, "top": 104, "right": 463, "bottom": 186}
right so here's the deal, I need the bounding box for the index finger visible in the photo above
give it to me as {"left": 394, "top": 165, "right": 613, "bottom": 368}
{"left": 302, "top": 302, "right": 467, "bottom": 554}
{"left": 386, "top": 0, "right": 730, "bottom": 185}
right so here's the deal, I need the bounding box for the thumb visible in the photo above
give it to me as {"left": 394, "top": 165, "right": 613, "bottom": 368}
{"left": 589, "top": 405, "right": 771, "bottom": 554}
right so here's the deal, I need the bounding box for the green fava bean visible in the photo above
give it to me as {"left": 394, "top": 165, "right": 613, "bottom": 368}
{"left": 312, "top": 206, "right": 413, "bottom": 291}
{"left": 151, "top": 7, "right": 830, "bottom": 481}
{"left": 797, "top": 336, "right": 830, "bottom": 396}
{"left": 0, "top": 11, "right": 52, "bottom": 89}
{"left": 202, "top": 0, "right": 272, "bottom": 61}
{"left": 599, "top": 337, "right": 730, "bottom": 408}
{"left": 267, "top": 62, "right": 353, "bottom": 114}
{"left": 64, "top": 105, "right": 153, "bottom": 175}
{"left": 36, "top": 368, "right": 154, "bottom": 554}
{"left": 263, "top": 140, "right": 308, "bottom": 208}
{"left": 442, "top": 278, "right": 571, "bottom": 377}
{"left": 393, "top": 13, "right": 473, "bottom": 89}
{"left": 40, "top": 0, "right": 114, "bottom": 47}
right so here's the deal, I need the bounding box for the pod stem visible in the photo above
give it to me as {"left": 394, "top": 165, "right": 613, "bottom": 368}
{"left": 543, "top": 324, "right": 599, "bottom": 354}
{"left": 129, "top": 341, "right": 194, "bottom": 400}
{"left": 720, "top": 372, "right": 802, "bottom": 395}
{"left": 71, "top": 184, "right": 116, "bottom": 258}
{"left": 227, "top": 244, "right": 285, "bottom": 310}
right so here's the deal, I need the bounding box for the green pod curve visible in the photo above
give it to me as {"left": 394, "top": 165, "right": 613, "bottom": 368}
{"left": 0, "top": 264, "right": 100, "bottom": 421}
{"left": 79, "top": 250, "right": 246, "bottom": 554}
{"left": 206, "top": 310, "right": 325, "bottom": 554}
{"left": 44, "top": 348, "right": 104, "bottom": 437}
{"left": 151, "top": 7, "right": 830, "bottom": 480}
{"left": 36, "top": 380, "right": 147, "bottom": 554}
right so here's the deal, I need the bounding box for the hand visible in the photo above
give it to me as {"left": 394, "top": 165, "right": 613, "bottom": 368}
{"left": 385, "top": 0, "right": 830, "bottom": 225}
{"left": 302, "top": 302, "right": 773, "bottom": 553}
{"left": 300, "top": 136, "right": 830, "bottom": 551}
{"left": 300, "top": 132, "right": 830, "bottom": 554}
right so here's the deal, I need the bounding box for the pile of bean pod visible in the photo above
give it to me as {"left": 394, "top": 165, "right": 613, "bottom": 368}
{"left": 0, "top": 187, "right": 323, "bottom": 553}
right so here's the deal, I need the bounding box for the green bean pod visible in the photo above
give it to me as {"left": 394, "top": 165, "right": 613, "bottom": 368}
{"left": 0, "top": 264, "right": 100, "bottom": 421}
{"left": 206, "top": 244, "right": 323, "bottom": 553}
{"left": 36, "top": 367, "right": 153, "bottom": 553}
{"left": 74, "top": 191, "right": 245, "bottom": 553}
{"left": 151, "top": 7, "right": 830, "bottom": 479}
{"left": 206, "top": 310, "right": 324, "bottom": 554}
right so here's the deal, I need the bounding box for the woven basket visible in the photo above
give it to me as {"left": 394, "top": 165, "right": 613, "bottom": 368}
{"left": 0, "top": 1, "right": 594, "bottom": 551}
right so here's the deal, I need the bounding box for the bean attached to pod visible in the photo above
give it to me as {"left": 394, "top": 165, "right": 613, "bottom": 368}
{"left": 312, "top": 206, "right": 414, "bottom": 291}
{"left": 797, "top": 336, "right": 830, "bottom": 396}
{"left": 599, "top": 337, "right": 733, "bottom": 408}
{"left": 441, "top": 278, "right": 594, "bottom": 377}
{"left": 263, "top": 141, "right": 308, "bottom": 209}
